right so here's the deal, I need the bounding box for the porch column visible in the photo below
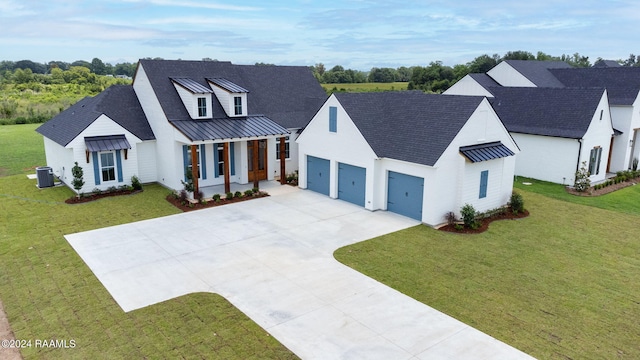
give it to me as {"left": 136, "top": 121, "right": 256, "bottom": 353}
{"left": 190, "top": 144, "right": 199, "bottom": 196}
{"left": 223, "top": 142, "right": 231, "bottom": 194}
{"left": 279, "top": 136, "right": 286, "bottom": 185}
{"left": 252, "top": 139, "right": 259, "bottom": 189}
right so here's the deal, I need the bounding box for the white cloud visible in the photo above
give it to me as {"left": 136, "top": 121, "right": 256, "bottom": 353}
{"left": 121, "top": 0, "right": 260, "bottom": 12}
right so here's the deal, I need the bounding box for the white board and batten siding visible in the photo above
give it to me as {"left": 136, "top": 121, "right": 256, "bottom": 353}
{"left": 134, "top": 63, "right": 181, "bottom": 190}
{"left": 443, "top": 75, "right": 494, "bottom": 97}
{"left": 136, "top": 141, "right": 157, "bottom": 183}
{"left": 68, "top": 115, "right": 143, "bottom": 193}
{"left": 297, "top": 95, "right": 378, "bottom": 210}
{"left": 43, "top": 137, "right": 74, "bottom": 184}
{"left": 487, "top": 62, "right": 536, "bottom": 87}
{"left": 579, "top": 91, "right": 615, "bottom": 183}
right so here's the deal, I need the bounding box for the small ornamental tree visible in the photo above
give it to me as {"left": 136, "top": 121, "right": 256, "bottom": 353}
{"left": 460, "top": 203, "right": 478, "bottom": 228}
{"left": 71, "top": 162, "right": 84, "bottom": 197}
{"left": 181, "top": 168, "right": 194, "bottom": 193}
{"left": 574, "top": 161, "right": 591, "bottom": 192}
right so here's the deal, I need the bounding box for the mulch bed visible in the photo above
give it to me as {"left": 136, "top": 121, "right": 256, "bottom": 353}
{"left": 439, "top": 209, "right": 530, "bottom": 234}
{"left": 65, "top": 189, "right": 142, "bottom": 204}
{"left": 566, "top": 180, "right": 637, "bottom": 197}
{"left": 166, "top": 192, "right": 269, "bottom": 212}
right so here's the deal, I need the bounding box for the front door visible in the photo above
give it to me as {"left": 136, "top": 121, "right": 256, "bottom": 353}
{"left": 248, "top": 140, "right": 268, "bottom": 182}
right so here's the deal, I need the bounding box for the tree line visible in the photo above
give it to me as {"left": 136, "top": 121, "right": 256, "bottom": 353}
{"left": 311, "top": 51, "right": 640, "bottom": 93}
{"left": 0, "top": 58, "right": 138, "bottom": 77}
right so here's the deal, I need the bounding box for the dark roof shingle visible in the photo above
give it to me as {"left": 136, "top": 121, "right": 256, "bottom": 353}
{"left": 335, "top": 91, "right": 485, "bottom": 166}
{"left": 501, "top": 60, "right": 572, "bottom": 88}
{"left": 488, "top": 87, "right": 605, "bottom": 139}
{"left": 550, "top": 67, "right": 640, "bottom": 105}
{"left": 36, "top": 85, "right": 154, "bottom": 146}
{"left": 138, "top": 60, "right": 327, "bottom": 130}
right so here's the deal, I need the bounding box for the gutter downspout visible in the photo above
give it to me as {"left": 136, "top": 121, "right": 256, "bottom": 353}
{"left": 575, "top": 138, "right": 583, "bottom": 176}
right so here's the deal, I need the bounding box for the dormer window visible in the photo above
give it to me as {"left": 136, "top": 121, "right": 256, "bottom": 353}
{"left": 234, "top": 96, "right": 242, "bottom": 115}
{"left": 198, "top": 97, "right": 207, "bottom": 117}
{"left": 207, "top": 78, "right": 249, "bottom": 117}
{"left": 171, "top": 77, "right": 213, "bottom": 119}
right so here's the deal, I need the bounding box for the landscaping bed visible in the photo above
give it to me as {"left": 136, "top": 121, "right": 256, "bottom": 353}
{"left": 65, "top": 188, "right": 142, "bottom": 204}
{"left": 439, "top": 208, "right": 529, "bottom": 234}
{"left": 166, "top": 190, "right": 269, "bottom": 212}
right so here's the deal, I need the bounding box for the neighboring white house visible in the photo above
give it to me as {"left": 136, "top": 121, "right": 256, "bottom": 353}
{"left": 36, "top": 59, "right": 327, "bottom": 195}
{"left": 488, "top": 87, "right": 613, "bottom": 184}
{"left": 296, "top": 91, "right": 519, "bottom": 226}
{"left": 445, "top": 60, "right": 637, "bottom": 183}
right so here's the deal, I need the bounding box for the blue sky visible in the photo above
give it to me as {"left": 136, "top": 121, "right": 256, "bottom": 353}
{"left": 1, "top": 0, "right": 638, "bottom": 70}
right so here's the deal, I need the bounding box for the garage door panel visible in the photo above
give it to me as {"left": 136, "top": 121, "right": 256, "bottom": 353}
{"left": 387, "top": 171, "right": 423, "bottom": 221}
{"left": 307, "top": 156, "right": 330, "bottom": 196}
{"left": 338, "top": 163, "right": 366, "bottom": 206}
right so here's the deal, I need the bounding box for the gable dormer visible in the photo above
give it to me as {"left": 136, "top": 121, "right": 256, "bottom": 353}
{"left": 171, "top": 78, "right": 213, "bottom": 119}
{"left": 207, "top": 78, "right": 249, "bottom": 117}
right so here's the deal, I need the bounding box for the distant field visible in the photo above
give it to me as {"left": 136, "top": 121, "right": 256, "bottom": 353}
{"left": 321, "top": 82, "right": 408, "bottom": 93}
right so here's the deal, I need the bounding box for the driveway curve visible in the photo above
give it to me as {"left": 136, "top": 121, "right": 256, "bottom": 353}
{"left": 66, "top": 186, "right": 534, "bottom": 359}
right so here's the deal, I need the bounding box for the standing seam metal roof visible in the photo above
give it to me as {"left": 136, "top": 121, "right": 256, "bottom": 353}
{"left": 85, "top": 135, "right": 131, "bottom": 152}
{"left": 459, "top": 141, "right": 514, "bottom": 163}
{"left": 171, "top": 78, "right": 214, "bottom": 93}
{"left": 170, "top": 116, "right": 289, "bottom": 141}
{"left": 207, "top": 78, "right": 249, "bottom": 93}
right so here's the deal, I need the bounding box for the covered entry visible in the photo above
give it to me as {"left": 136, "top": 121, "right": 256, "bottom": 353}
{"left": 306, "top": 155, "right": 330, "bottom": 195}
{"left": 338, "top": 162, "right": 366, "bottom": 206}
{"left": 387, "top": 171, "right": 424, "bottom": 221}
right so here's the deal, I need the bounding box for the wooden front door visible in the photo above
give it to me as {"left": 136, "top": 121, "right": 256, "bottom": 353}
{"left": 248, "top": 140, "right": 268, "bottom": 182}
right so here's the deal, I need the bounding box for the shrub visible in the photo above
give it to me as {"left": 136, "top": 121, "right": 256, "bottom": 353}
{"left": 252, "top": 187, "right": 259, "bottom": 194}
{"left": 234, "top": 191, "right": 242, "bottom": 198}
{"left": 131, "top": 175, "right": 142, "bottom": 190}
{"left": 107, "top": 186, "right": 117, "bottom": 193}
{"left": 574, "top": 161, "right": 591, "bottom": 192}
{"left": 226, "top": 192, "right": 233, "bottom": 200}
{"left": 444, "top": 211, "right": 457, "bottom": 226}
{"left": 212, "top": 194, "right": 221, "bottom": 202}
{"left": 633, "top": 157, "right": 639, "bottom": 171}
{"left": 454, "top": 224, "right": 464, "bottom": 231}
{"left": 195, "top": 190, "right": 204, "bottom": 202}
{"left": 91, "top": 188, "right": 102, "bottom": 195}
{"left": 460, "top": 204, "right": 478, "bottom": 228}
{"left": 509, "top": 192, "right": 524, "bottom": 214}
{"left": 244, "top": 189, "right": 254, "bottom": 197}
{"left": 178, "top": 190, "right": 188, "bottom": 204}
{"left": 181, "top": 169, "right": 194, "bottom": 193}
{"left": 71, "top": 162, "right": 84, "bottom": 195}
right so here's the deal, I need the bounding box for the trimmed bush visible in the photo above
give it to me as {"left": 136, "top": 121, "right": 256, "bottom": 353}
{"left": 460, "top": 204, "right": 477, "bottom": 228}
{"left": 510, "top": 192, "right": 524, "bottom": 214}
{"left": 212, "top": 194, "right": 221, "bottom": 202}
{"left": 234, "top": 191, "right": 242, "bottom": 198}
{"left": 244, "top": 189, "right": 254, "bottom": 197}
{"left": 131, "top": 175, "right": 142, "bottom": 190}
{"left": 225, "top": 192, "right": 233, "bottom": 200}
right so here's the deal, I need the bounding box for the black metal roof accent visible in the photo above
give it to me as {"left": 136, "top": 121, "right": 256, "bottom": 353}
{"left": 207, "top": 78, "right": 249, "bottom": 93}
{"left": 171, "top": 77, "right": 214, "bottom": 94}
{"left": 170, "top": 116, "right": 289, "bottom": 141}
{"left": 85, "top": 134, "right": 131, "bottom": 152}
{"left": 459, "top": 141, "right": 515, "bottom": 163}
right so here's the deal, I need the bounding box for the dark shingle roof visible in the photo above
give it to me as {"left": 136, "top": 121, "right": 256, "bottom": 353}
{"left": 36, "top": 85, "right": 154, "bottom": 146}
{"left": 502, "top": 60, "right": 572, "bottom": 87}
{"left": 469, "top": 73, "right": 501, "bottom": 90}
{"left": 334, "top": 91, "right": 485, "bottom": 166}
{"left": 550, "top": 67, "right": 640, "bottom": 105}
{"left": 137, "top": 60, "right": 327, "bottom": 129}
{"left": 593, "top": 59, "right": 621, "bottom": 68}
{"left": 170, "top": 116, "right": 289, "bottom": 141}
{"left": 488, "top": 87, "right": 605, "bottom": 139}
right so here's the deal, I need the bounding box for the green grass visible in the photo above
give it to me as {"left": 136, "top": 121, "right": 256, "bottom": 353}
{"left": 514, "top": 176, "right": 640, "bottom": 215}
{"left": 335, "top": 191, "right": 640, "bottom": 359}
{"left": 0, "top": 124, "right": 298, "bottom": 359}
{"left": 0, "top": 124, "right": 46, "bottom": 176}
{"left": 321, "top": 82, "right": 408, "bottom": 93}
{"left": 0, "top": 177, "right": 297, "bottom": 359}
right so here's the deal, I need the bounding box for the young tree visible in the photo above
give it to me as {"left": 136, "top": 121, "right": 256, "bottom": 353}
{"left": 71, "top": 162, "right": 85, "bottom": 196}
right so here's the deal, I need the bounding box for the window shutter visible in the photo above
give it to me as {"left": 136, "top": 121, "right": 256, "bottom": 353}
{"left": 230, "top": 142, "right": 236, "bottom": 176}
{"left": 92, "top": 152, "right": 100, "bottom": 185}
{"left": 116, "top": 150, "right": 123, "bottom": 182}
{"left": 479, "top": 170, "right": 488, "bottom": 199}
{"left": 214, "top": 144, "right": 220, "bottom": 178}
{"left": 329, "top": 106, "right": 337, "bottom": 132}
{"left": 182, "top": 145, "right": 189, "bottom": 181}
{"left": 200, "top": 144, "right": 207, "bottom": 180}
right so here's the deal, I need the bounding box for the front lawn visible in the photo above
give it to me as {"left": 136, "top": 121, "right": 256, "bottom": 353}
{"left": 0, "top": 173, "right": 297, "bottom": 359}
{"left": 335, "top": 190, "right": 640, "bottom": 359}
{"left": 514, "top": 176, "right": 640, "bottom": 215}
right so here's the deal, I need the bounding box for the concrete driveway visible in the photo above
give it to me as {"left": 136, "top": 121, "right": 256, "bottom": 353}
{"left": 66, "top": 186, "right": 534, "bottom": 359}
